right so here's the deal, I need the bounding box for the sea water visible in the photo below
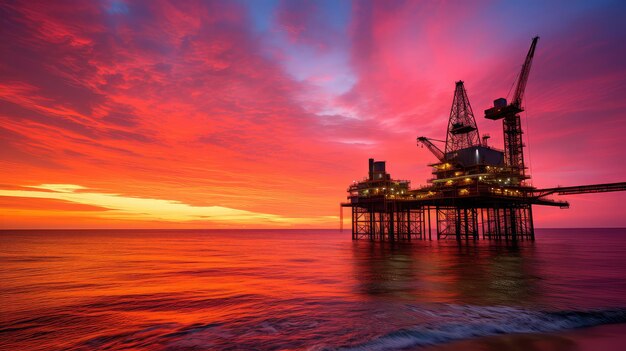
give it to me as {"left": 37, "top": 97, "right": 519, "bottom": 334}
{"left": 1, "top": 228, "right": 626, "bottom": 350}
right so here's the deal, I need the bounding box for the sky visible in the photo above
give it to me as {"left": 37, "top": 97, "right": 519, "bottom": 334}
{"left": 1, "top": 0, "right": 625, "bottom": 229}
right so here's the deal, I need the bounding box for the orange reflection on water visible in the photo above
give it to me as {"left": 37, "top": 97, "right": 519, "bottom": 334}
{"left": 2, "top": 229, "right": 626, "bottom": 351}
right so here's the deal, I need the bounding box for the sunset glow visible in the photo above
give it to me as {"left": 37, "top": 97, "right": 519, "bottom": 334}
{"left": 1, "top": 0, "right": 625, "bottom": 228}
{"left": 0, "top": 184, "right": 334, "bottom": 227}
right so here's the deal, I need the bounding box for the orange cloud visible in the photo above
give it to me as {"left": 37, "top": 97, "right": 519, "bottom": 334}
{"left": 1, "top": 1, "right": 624, "bottom": 228}
{"left": 0, "top": 184, "right": 337, "bottom": 227}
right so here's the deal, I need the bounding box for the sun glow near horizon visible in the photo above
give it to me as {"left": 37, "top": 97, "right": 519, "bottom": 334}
{"left": 0, "top": 184, "right": 338, "bottom": 228}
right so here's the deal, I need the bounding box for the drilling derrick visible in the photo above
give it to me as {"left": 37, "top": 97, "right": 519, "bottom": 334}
{"left": 485, "top": 37, "right": 539, "bottom": 179}
{"left": 446, "top": 81, "right": 481, "bottom": 153}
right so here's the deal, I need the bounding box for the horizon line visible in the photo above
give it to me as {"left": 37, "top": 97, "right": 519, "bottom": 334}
{"left": 1, "top": 227, "right": 625, "bottom": 231}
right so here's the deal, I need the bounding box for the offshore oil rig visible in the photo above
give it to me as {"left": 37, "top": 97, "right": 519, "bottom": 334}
{"left": 341, "top": 37, "right": 626, "bottom": 241}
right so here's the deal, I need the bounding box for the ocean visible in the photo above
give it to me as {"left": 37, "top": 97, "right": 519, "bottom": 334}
{"left": 1, "top": 228, "right": 626, "bottom": 350}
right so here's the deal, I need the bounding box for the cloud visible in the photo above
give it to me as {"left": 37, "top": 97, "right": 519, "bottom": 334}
{"left": 0, "top": 1, "right": 624, "bottom": 228}
{"left": 0, "top": 184, "right": 336, "bottom": 225}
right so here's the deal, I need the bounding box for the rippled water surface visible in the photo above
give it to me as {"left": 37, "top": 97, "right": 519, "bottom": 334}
{"left": 2, "top": 228, "right": 626, "bottom": 350}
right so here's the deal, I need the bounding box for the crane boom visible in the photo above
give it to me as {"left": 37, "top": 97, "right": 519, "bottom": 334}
{"left": 512, "top": 36, "right": 539, "bottom": 108}
{"left": 484, "top": 36, "right": 540, "bottom": 120}
{"left": 417, "top": 136, "right": 445, "bottom": 162}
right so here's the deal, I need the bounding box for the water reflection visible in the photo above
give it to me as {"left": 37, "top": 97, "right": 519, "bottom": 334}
{"left": 351, "top": 240, "right": 541, "bottom": 306}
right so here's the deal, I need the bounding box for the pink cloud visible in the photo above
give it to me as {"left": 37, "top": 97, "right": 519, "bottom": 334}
{"left": 0, "top": 0, "right": 624, "bottom": 228}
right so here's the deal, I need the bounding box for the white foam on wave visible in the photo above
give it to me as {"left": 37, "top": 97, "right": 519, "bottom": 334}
{"left": 336, "top": 305, "right": 626, "bottom": 351}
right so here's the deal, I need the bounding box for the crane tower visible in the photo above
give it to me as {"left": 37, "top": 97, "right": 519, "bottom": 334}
{"left": 485, "top": 36, "right": 539, "bottom": 179}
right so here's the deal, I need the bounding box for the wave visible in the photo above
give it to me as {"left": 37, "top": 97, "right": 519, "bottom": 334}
{"left": 333, "top": 305, "right": 626, "bottom": 351}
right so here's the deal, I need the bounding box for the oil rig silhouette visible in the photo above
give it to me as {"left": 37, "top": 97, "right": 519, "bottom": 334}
{"left": 341, "top": 37, "right": 626, "bottom": 241}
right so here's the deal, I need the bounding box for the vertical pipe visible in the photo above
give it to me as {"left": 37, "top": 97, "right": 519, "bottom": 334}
{"left": 495, "top": 208, "right": 501, "bottom": 240}
{"left": 436, "top": 207, "right": 441, "bottom": 240}
{"left": 511, "top": 208, "right": 517, "bottom": 242}
{"left": 480, "top": 208, "right": 484, "bottom": 239}
{"left": 379, "top": 208, "right": 383, "bottom": 241}
{"left": 388, "top": 202, "right": 396, "bottom": 241}
{"left": 529, "top": 205, "right": 535, "bottom": 240}
{"left": 485, "top": 209, "right": 490, "bottom": 239}
{"left": 369, "top": 207, "right": 374, "bottom": 241}
{"left": 400, "top": 209, "right": 404, "bottom": 241}
{"left": 463, "top": 208, "right": 471, "bottom": 240}
{"left": 421, "top": 208, "right": 425, "bottom": 240}
{"left": 428, "top": 206, "right": 432, "bottom": 241}
{"left": 518, "top": 208, "right": 523, "bottom": 241}
{"left": 469, "top": 208, "right": 474, "bottom": 240}
{"left": 489, "top": 208, "right": 493, "bottom": 239}
{"left": 456, "top": 207, "right": 462, "bottom": 241}
{"left": 473, "top": 208, "right": 477, "bottom": 240}
{"left": 503, "top": 208, "right": 509, "bottom": 241}
{"left": 407, "top": 209, "right": 411, "bottom": 241}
